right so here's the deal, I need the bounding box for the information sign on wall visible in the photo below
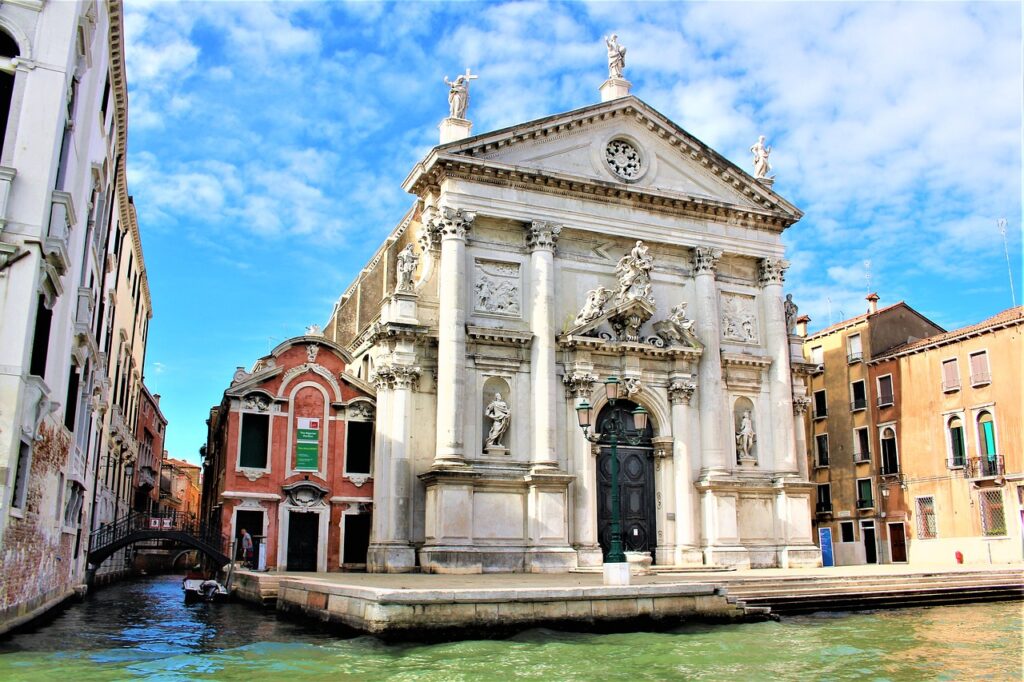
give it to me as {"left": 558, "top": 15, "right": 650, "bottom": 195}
{"left": 295, "top": 417, "right": 320, "bottom": 470}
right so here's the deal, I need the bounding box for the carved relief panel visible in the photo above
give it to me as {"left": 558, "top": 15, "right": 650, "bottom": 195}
{"left": 473, "top": 259, "right": 522, "bottom": 318}
{"left": 721, "top": 292, "right": 759, "bottom": 344}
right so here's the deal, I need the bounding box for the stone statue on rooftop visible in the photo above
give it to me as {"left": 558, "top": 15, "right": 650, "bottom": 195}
{"left": 444, "top": 68, "right": 478, "bottom": 120}
{"left": 614, "top": 240, "right": 654, "bottom": 305}
{"left": 605, "top": 34, "right": 626, "bottom": 79}
{"left": 751, "top": 135, "right": 772, "bottom": 179}
{"left": 396, "top": 244, "right": 418, "bottom": 292}
{"left": 784, "top": 294, "right": 798, "bottom": 334}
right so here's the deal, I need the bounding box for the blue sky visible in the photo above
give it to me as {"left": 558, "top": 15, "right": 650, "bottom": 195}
{"left": 122, "top": 1, "right": 1022, "bottom": 464}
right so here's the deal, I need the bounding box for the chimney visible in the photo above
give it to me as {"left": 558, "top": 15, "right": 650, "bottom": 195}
{"left": 796, "top": 315, "right": 810, "bottom": 338}
{"left": 153, "top": 394, "right": 161, "bottom": 404}
{"left": 867, "top": 292, "right": 879, "bottom": 314}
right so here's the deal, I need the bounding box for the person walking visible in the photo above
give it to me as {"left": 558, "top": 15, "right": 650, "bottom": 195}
{"left": 240, "top": 528, "right": 254, "bottom": 569}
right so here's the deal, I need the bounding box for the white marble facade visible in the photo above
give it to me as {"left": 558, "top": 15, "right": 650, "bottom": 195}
{"left": 337, "top": 91, "right": 821, "bottom": 573}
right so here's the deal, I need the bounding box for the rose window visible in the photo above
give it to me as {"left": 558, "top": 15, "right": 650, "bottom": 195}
{"left": 605, "top": 139, "right": 642, "bottom": 181}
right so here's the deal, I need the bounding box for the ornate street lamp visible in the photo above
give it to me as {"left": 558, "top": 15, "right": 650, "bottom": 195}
{"left": 575, "top": 376, "right": 649, "bottom": 577}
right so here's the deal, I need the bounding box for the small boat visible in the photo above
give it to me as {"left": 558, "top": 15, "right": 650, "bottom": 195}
{"left": 182, "top": 577, "right": 229, "bottom": 603}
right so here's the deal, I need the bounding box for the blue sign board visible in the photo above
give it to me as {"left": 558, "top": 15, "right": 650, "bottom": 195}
{"left": 819, "top": 527, "right": 835, "bottom": 567}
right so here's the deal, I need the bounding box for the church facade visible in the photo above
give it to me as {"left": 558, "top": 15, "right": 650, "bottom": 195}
{"left": 325, "top": 65, "right": 821, "bottom": 573}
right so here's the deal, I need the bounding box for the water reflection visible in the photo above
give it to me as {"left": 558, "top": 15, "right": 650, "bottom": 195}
{"left": 0, "top": 575, "right": 1020, "bottom": 681}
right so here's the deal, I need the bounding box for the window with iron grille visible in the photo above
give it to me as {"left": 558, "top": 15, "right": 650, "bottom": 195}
{"left": 979, "top": 490, "right": 1006, "bottom": 536}
{"left": 916, "top": 496, "right": 937, "bottom": 539}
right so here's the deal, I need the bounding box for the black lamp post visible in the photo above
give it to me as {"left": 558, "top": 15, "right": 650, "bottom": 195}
{"left": 575, "top": 376, "right": 649, "bottom": 565}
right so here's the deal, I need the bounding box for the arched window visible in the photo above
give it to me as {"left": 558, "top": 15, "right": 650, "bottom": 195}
{"left": 880, "top": 426, "right": 899, "bottom": 475}
{"left": 977, "top": 411, "right": 996, "bottom": 458}
{"left": 947, "top": 416, "right": 966, "bottom": 467}
{"left": 0, "top": 30, "right": 20, "bottom": 155}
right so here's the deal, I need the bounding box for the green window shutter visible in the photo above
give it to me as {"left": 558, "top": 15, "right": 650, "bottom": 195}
{"left": 982, "top": 421, "right": 996, "bottom": 458}
{"left": 951, "top": 426, "right": 965, "bottom": 464}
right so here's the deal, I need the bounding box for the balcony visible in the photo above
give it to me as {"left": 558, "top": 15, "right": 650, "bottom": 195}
{"left": 970, "top": 372, "right": 991, "bottom": 387}
{"left": 44, "top": 191, "right": 76, "bottom": 276}
{"left": 815, "top": 502, "right": 833, "bottom": 515}
{"left": 853, "top": 450, "right": 871, "bottom": 464}
{"left": 847, "top": 352, "right": 863, "bottom": 364}
{"left": 857, "top": 497, "right": 875, "bottom": 510}
{"left": 850, "top": 398, "right": 867, "bottom": 411}
{"left": 941, "top": 379, "right": 960, "bottom": 393}
{"left": 965, "top": 456, "right": 1004, "bottom": 479}
{"left": 877, "top": 395, "right": 895, "bottom": 408}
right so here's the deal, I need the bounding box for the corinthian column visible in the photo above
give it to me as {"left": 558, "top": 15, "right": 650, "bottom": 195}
{"left": 563, "top": 370, "right": 601, "bottom": 566}
{"left": 367, "top": 364, "right": 419, "bottom": 572}
{"left": 433, "top": 207, "right": 474, "bottom": 467}
{"left": 668, "top": 378, "right": 698, "bottom": 558}
{"left": 693, "top": 247, "right": 726, "bottom": 473}
{"left": 527, "top": 220, "right": 561, "bottom": 470}
{"left": 759, "top": 258, "right": 797, "bottom": 474}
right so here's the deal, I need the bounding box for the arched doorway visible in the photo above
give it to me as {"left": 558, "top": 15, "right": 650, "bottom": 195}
{"left": 596, "top": 399, "right": 656, "bottom": 560}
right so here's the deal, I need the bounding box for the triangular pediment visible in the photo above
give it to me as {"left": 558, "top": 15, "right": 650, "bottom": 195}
{"left": 432, "top": 96, "right": 800, "bottom": 220}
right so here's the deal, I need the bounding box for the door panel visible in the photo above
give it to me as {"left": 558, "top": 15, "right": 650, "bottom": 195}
{"left": 889, "top": 523, "right": 907, "bottom": 563}
{"left": 287, "top": 511, "right": 319, "bottom": 571}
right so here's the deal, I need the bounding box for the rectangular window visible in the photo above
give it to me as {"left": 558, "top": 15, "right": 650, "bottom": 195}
{"left": 815, "top": 434, "right": 829, "bottom": 467}
{"left": 345, "top": 421, "right": 373, "bottom": 475}
{"left": 29, "top": 296, "right": 53, "bottom": 378}
{"left": 813, "top": 390, "right": 827, "bottom": 419}
{"left": 847, "top": 333, "right": 862, "bottom": 363}
{"left": 916, "top": 497, "right": 937, "bottom": 539}
{"left": 839, "top": 521, "right": 855, "bottom": 543}
{"left": 877, "top": 375, "right": 894, "bottom": 407}
{"left": 857, "top": 478, "right": 874, "bottom": 508}
{"left": 948, "top": 417, "right": 966, "bottom": 467}
{"left": 238, "top": 413, "right": 269, "bottom": 469}
{"left": 969, "top": 351, "right": 991, "bottom": 386}
{"left": 850, "top": 380, "right": 866, "bottom": 411}
{"left": 11, "top": 441, "right": 31, "bottom": 511}
{"left": 816, "top": 484, "right": 832, "bottom": 513}
{"left": 854, "top": 427, "right": 871, "bottom": 462}
{"left": 880, "top": 428, "right": 899, "bottom": 475}
{"left": 941, "top": 358, "right": 960, "bottom": 392}
{"left": 979, "top": 490, "right": 1006, "bottom": 536}
{"left": 810, "top": 345, "right": 823, "bottom": 365}
{"left": 64, "top": 365, "right": 80, "bottom": 431}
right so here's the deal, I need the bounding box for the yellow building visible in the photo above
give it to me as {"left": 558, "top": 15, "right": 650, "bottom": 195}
{"left": 869, "top": 306, "right": 1023, "bottom": 566}
{"left": 799, "top": 295, "right": 944, "bottom": 565}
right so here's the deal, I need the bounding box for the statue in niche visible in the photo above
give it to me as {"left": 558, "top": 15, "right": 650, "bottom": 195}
{"left": 444, "top": 68, "right": 478, "bottom": 119}
{"left": 736, "top": 410, "right": 756, "bottom": 461}
{"left": 574, "top": 286, "right": 612, "bottom": 326}
{"left": 614, "top": 240, "right": 654, "bottom": 305}
{"left": 784, "top": 294, "right": 798, "bottom": 335}
{"left": 396, "top": 244, "right": 418, "bottom": 292}
{"left": 750, "top": 135, "right": 772, "bottom": 179}
{"left": 484, "top": 392, "right": 511, "bottom": 449}
{"left": 605, "top": 34, "right": 626, "bottom": 79}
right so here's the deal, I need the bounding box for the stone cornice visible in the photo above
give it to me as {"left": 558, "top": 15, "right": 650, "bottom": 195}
{"left": 557, "top": 334, "right": 703, "bottom": 360}
{"left": 466, "top": 325, "right": 533, "bottom": 347}
{"left": 720, "top": 351, "right": 773, "bottom": 368}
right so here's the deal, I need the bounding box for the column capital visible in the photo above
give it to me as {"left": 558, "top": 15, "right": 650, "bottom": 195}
{"left": 792, "top": 395, "right": 811, "bottom": 416}
{"left": 434, "top": 206, "right": 475, "bottom": 241}
{"left": 692, "top": 247, "right": 723, "bottom": 276}
{"left": 758, "top": 257, "right": 789, "bottom": 287}
{"left": 668, "top": 379, "right": 697, "bottom": 405}
{"left": 562, "top": 371, "right": 597, "bottom": 399}
{"left": 370, "top": 364, "right": 421, "bottom": 391}
{"left": 526, "top": 220, "right": 561, "bottom": 252}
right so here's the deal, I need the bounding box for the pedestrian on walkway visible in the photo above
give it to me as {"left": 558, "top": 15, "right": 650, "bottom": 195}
{"left": 240, "top": 528, "right": 253, "bottom": 568}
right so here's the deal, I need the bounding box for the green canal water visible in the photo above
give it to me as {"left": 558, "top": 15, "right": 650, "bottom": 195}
{"left": 0, "top": 575, "right": 1020, "bottom": 681}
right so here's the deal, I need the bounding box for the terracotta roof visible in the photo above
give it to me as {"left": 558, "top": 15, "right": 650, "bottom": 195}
{"left": 874, "top": 306, "right": 1023, "bottom": 359}
{"left": 805, "top": 301, "right": 907, "bottom": 340}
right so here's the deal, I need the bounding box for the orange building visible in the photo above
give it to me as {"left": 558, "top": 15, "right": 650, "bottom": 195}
{"left": 202, "top": 333, "right": 376, "bottom": 571}
{"left": 868, "top": 306, "right": 1023, "bottom": 565}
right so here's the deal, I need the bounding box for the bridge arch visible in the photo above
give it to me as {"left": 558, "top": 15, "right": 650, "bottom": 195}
{"left": 87, "top": 530, "right": 230, "bottom": 570}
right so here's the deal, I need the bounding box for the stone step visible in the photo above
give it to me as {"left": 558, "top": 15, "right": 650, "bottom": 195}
{"left": 739, "top": 584, "right": 1024, "bottom": 613}
{"left": 725, "top": 577, "right": 1022, "bottom": 596}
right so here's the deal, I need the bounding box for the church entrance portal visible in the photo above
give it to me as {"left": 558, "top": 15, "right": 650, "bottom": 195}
{"left": 286, "top": 511, "right": 319, "bottom": 571}
{"left": 596, "top": 400, "right": 656, "bottom": 561}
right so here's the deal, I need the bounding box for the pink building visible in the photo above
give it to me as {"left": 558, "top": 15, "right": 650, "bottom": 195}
{"left": 203, "top": 335, "right": 376, "bottom": 571}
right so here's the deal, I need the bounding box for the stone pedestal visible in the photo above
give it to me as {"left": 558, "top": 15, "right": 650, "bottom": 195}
{"left": 603, "top": 561, "right": 631, "bottom": 585}
{"left": 599, "top": 77, "right": 632, "bottom": 102}
{"left": 383, "top": 290, "right": 419, "bottom": 325}
{"left": 626, "top": 551, "right": 653, "bottom": 576}
{"left": 484, "top": 445, "right": 508, "bottom": 457}
{"left": 439, "top": 117, "right": 472, "bottom": 144}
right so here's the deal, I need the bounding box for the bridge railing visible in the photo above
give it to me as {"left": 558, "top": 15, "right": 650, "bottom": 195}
{"left": 89, "top": 511, "right": 230, "bottom": 559}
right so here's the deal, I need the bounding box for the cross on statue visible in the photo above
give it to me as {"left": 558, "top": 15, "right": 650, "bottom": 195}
{"left": 444, "top": 67, "right": 479, "bottom": 120}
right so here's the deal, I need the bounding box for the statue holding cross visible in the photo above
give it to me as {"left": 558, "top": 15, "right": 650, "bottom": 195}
{"left": 444, "top": 68, "right": 478, "bottom": 120}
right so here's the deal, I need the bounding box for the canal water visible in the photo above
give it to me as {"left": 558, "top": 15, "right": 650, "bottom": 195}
{"left": 0, "top": 575, "right": 1020, "bottom": 681}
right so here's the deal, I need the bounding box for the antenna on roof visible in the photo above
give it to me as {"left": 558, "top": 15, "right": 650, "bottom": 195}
{"left": 998, "top": 218, "right": 1016, "bottom": 307}
{"left": 863, "top": 259, "right": 872, "bottom": 293}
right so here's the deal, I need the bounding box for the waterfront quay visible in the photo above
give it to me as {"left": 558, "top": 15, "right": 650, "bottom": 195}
{"left": 230, "top": 563, "right": 1024, "bottom": 640}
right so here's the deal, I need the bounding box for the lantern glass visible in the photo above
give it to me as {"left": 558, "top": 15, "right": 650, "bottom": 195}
{"left": 576, "top": 400, "right": 592, "bottom": 429}
{"left": 632, "top": 405, "right": 649, "bottom": 432}
{"left": 604, "top": 376, "right": 620, "bottom": 403}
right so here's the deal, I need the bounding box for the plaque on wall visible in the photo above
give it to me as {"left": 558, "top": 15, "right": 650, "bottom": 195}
{"left": 473, "top": 259, "right": 522, "bottom": 317}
